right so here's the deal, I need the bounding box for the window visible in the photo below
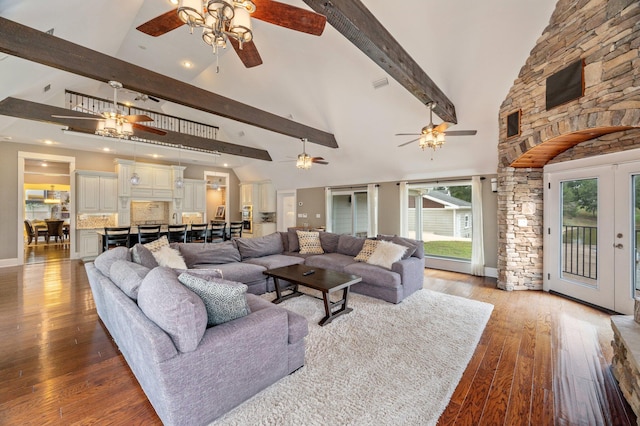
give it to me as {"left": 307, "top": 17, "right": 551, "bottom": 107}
{"left": 325, "top": 185, "right": 378, "bottom": 237}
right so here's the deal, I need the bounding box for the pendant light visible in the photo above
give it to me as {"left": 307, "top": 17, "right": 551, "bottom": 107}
{"left": 130, "top": 140, "right": 140, "bottom": 185}
{"left": 175, "top": 144, "right": 185, "bottom": 189}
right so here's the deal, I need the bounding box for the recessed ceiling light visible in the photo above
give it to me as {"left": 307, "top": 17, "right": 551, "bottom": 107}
{"left": 103, "top": 147, "right": 111, "bottom": 152}
{"left": 44, "top": 140, "right": 53, "bottom": 145}
{"left": 152, "top": 154, "right": 159, "bottom": 158}
{"left": 169, "top": 0, "right": 178, "bottom": 4}
{"left": 41, "top": 162, "right": 48, "bottom": 167}
{"left": 2, "top": 136, "right": 12, "bottom": 140}
{"left": 182, "top": 61, "right": 193, "bottom": 69}
{"left": 223, "top": 163, "right": 228, "bottom": 167}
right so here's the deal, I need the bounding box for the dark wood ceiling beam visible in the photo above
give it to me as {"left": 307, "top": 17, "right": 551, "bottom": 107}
{"left": 0, "top": 97, "right": 272, "bottom": 161}
{"left": 0, "top": 17, "right": 337, "bottom": 148}
{"left": 302, "top": 0, "right": 457, "bottom": 124}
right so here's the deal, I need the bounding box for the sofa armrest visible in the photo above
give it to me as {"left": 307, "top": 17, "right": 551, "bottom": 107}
{"left": 392, "top": 257, "right": 425, "bottom": 295}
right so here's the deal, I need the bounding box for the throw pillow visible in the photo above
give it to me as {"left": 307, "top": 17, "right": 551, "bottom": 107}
{"left": 354, "top": 239, "right": 379, "bottom": 262}
{"left": 131, "top": 243, "right": 159, "bottom": 269}
{"left": 367, "top": 240, "right": 407, "bottom": 269}
{"left": 144, "top": 235, "right": 169, "bottom": 252}
{"left": 178, "top": 273, "right": 251, "bottom": 326}
{"left": 109, "top": 260, "right": 150, "bottom": 300}
{"left": 297, "top": 230, "right": 324, "bottom": 255}
{"left": 152, "top": 245, "right": 188, "bottom": 269}
{"left": 94, "top": 246, "right": 131, "bottom": 277}
{"left": 173, "top": 268, "right": 224, "bottom": 280}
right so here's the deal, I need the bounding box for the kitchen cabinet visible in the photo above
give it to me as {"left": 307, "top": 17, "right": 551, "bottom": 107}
{"left": 252, "top": 222, "right": 276, "bottom": 237}
{"left": 78, "top": 229, "right": 100, "bottom": 259}
{"left": 129, "top": 163, "right": 174, "bottom": 199}
{"left": 259, "top": 181, "right": 276, "bottom": 212}
{"left": 77, "top": 171, "right": 117, "bottom": 213}
{"left": 239, "top": 183, "right": 261, "bottom": 211}
{"left": 182, "top": 179, "right": 206, "bottom": 212}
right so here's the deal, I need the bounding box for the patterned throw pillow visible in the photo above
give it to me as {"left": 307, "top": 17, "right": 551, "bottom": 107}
{"left": 367, "top": 240, "right": 407, "bottom": 269}
{"left": 354, "top": 239, "right": 379, "bottom": 262}
{"left": 144, "top": 235, "right": 169, "bottom": 252}
{"left": 297, "top": 230, "right": 324, "bottom": 255}
{"left": 178, "top": 273, "right": 251, "bottom": 326}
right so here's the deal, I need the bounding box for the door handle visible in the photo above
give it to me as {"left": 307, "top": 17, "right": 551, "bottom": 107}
{"left": 614, "top": 243, "right": 624, "bottom": 249}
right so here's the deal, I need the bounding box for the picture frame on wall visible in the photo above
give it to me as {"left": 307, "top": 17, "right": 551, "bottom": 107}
{"left": 215, "top": 205, "right": 225, "bottom": 219}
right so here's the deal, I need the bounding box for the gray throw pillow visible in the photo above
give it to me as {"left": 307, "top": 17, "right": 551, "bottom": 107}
{"left": 319, "top": 232, "right": 340, "bottom": 253}
{"left": 131, "top": 243, "right": 159, "bottom": 269}
{"left": 235, "top": 232, "right": 283, "bottom": 259}
{"left": 287, "top": 228, "right": 300, "bottom": 252}
{"left": 137, "top": 267, "right": 208, "bottom": 353}
{"left": 94, "top": 246, "right": 131, "bottom": 277}
{"left": 109, "top": 260, "right": 150, "bottom": 299}
{"left": 178, "top": 273, "right": 251, "bottom": 326}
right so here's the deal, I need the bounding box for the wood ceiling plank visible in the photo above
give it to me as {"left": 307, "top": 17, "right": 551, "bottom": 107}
{"left": 0, "top": 17, "right": 337, "bottom": 149}
{"left": 0, "top": 97, "right": 272, "bottom": 161}
{"left": 302, "top": 0, "right": 457, "bottom": 124}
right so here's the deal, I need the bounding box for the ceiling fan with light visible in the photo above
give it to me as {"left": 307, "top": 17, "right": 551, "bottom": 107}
{"left": 295, "top": 138, "right": 328, "bottom": 169}
{"left": 136, "top": 0, "right": 327, "bottom": 69}
{"left": 52, "top": 81, "right": 167, "bottom": 138}
{"left": 396, "top": 102, "right": 477, "bottom": 151}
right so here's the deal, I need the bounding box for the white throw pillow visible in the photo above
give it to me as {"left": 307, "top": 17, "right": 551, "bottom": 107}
{"left": 152, "top": 245, "right": 187, "bottom": 269}
{"left": 366, "top": 240, "right": 407, "bottom": 269}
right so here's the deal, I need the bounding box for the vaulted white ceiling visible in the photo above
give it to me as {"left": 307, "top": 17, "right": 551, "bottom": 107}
{"left": 0, "top": 0, "right": 557, "bottom": 188}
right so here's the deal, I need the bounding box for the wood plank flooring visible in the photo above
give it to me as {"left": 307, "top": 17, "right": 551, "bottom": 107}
{"left": 0, "top": 258, "right": 635, "bottom": 425}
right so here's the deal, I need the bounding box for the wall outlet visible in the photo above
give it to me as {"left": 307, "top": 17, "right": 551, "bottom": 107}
{"left": 302, "top": 213, "right": 308, "bottom": 218}
{"left": 297, "top": 213, "right": 303, "bottom": 218}
{"left": 316, "top": 213, "right": 321, "bottom": 218}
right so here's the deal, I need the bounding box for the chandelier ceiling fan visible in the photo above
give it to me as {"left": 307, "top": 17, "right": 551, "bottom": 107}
{"left": 396, "top": 102, "right": 477, "bottom": 151}
{"left": 296, "top": 138, "right": 328, "bottom": 169}
{"left": 136, "top": 0, "right": 327, "bottom": 69}
{"left": 52, "top": 81, "right": 167, "bottom": 138}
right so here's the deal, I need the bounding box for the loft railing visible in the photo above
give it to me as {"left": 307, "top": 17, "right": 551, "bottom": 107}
{"left": 562, "top": 225, "right": 597, "bottom": 279}
{"left": 64, "top": 90, "right": 219, "bottom": 140}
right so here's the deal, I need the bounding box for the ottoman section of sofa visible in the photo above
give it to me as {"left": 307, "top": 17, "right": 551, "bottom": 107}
{"left": 192, "top": 262, "right": 267, "bottom": 294}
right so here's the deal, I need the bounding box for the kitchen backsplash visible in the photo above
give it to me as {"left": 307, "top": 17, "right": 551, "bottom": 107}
{"left": 77, "top": 214, "right": 116, "bottom": 229}
{"left": 182, "top": 213, "right": 204, "bottom": 224}
{"left": 131, "top": 202, "right": 170, "bottom": 225}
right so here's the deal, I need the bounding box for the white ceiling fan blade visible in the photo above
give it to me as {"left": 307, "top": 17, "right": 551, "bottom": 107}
{"left": 398, "top": 137, "right": 420, "bottom": 147}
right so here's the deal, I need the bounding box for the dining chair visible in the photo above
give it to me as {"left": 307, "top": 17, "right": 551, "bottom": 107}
{"left": 104, "top": 226, "right": 131, "bottom": 250}
{"left": 138, "top": 225, "right": 162, "bottom": 244}
{"left": 228, "top": 221, "right": 243, "bottom": 240}
{"left": 24, "top": 220, "right": 48, "bottom": 245}
{"left": 167, "top": 224, "right": 188, "bottom": 243}
{"left": 189, "top": 223, "right": 208, "bottom": 243}
{"left": 209, "top": 221, "right": 226, "bottom": 243}
{"left": 45, "top": 219, "right": 65, "bottom": 243}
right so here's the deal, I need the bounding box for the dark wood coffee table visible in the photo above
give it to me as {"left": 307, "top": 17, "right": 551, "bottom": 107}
{"left": 263, "top": 264, "right": 362, "bottom": 326}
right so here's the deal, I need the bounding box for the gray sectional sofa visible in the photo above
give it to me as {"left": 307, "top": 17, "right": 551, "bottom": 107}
{"left": 84, "top": 230, "right": 424, "bottom": 425}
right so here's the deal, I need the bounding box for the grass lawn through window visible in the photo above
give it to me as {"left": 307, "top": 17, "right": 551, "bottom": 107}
{"left": 424, "top": 240, "right": 472, "bottom": 260}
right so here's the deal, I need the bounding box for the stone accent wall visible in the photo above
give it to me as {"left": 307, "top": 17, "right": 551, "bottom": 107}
{"left": 496, "top": 0, "right": 640, "bottom": 290}
{"left": 611, "top": 316, "right": 640, "bottom": 420}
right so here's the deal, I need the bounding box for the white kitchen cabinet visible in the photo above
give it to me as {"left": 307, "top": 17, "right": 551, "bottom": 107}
{"left": 78, "top": 229, "right": 100, "bottom": 259}
{"left": 77, "top": 171, "right": 117, "bottom": 213}
{"left": 240, "top": 183, "right": 253, "bottom": 207}
{"left": 259, "top": 181, "right": 276, "bottom": 212}
{"left": 116, "top": 161, "right": 133, "bottom": 197}
{"left": 129, "top": 163, "right": 174, "bottom": 199}
{"left": 182, "top": 179, "right": 206, "bottom": 212}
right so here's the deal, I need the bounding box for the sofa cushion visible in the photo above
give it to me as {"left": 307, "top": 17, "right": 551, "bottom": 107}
{"left": 246, "top": 294, "right": 308, "bottom": 344}
{"left": 178, "top": 241, "right": 242, "bottom": 267}
{"left": 337, "top": 234, "right": 366, "bottom": 257}
{"left": 137, "top": 267, "right": 208, "bottom": 353}
{"left": 94, "top": 246, "right": 131, "bottom": 277}
{"left": 244, "top": 254, "right": 305, "bottom": 269}
{"left": 297, "top": 230, "right": 324, "bottom": 255}
{"left": 131, "top": 243, "right": 159, "bottom": 269}
{"left": 319, "top": 232, "right": 340, "bottom": 253}
{"left": 152, "top": 245, "right": 187, "bottom": 269}
{"left": 367, "top": 240, "right": 407, "bottom": 269}
{"left": 377, "top": 234, "right": 423, "bottom": 259}
{"left": 173, "top": 268, "right": 224, "bottom": 280}
{"left": 194, "top": 262, "right": 266, "bottom": 284}
{"left": 354, "top": 239, "right": 379, "bottom": 262}
{"left": 178, "top": 273, "right": 251, "bottom": 326}
{"left": 304, "top": 252, "right": 357, "bottom": 271}
{"left": 287, "top": 228, "right": 300, "bottom": 252}
{"left": 343, "top": 262, "right": 402, "bottom": 289}
{"left": 109, "top": 260, "right": 150, "bottom": 299}
{"left": 235, "top": 232, "right": 283, "bottom": 260}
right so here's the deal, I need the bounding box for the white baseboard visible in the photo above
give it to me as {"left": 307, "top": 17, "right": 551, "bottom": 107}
{"left": 0, "top": 258, "right": 19, "bottom": 268}
{"left": 484, "top": 267, "right": 498, "bottom": 278}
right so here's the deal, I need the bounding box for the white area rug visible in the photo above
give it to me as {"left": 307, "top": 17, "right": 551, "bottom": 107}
{"left": 213, "top": 289, "right": 493, "bottom": 426}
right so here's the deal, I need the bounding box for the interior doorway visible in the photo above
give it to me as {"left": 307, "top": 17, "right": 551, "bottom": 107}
{"left": 277, "top": 190, "right": 296, "bottom": 232}
{"left": 18, "top": 152, "right": 76, "bottom": 265}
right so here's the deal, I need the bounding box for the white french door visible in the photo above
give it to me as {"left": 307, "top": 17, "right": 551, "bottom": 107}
{"left": 544, "top": 157, "right": 640, "bottom": 314}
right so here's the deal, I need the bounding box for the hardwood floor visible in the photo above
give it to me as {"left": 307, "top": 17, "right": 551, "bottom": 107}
{"left": 0, "top": 259, "right": 635, "bottom": 425}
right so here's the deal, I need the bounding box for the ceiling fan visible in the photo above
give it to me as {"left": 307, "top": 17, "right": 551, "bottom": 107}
{"left": 52, "top": 81, "right": 167, "bottom": 137}
{"left": 296, "top": 138, "right": 328, "bottom": 169}
{"left": 136, "top": 0, "right": 327, "bottom": 68}
{"left": 396, "top": 102, "right": 477, "bottom": 151}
